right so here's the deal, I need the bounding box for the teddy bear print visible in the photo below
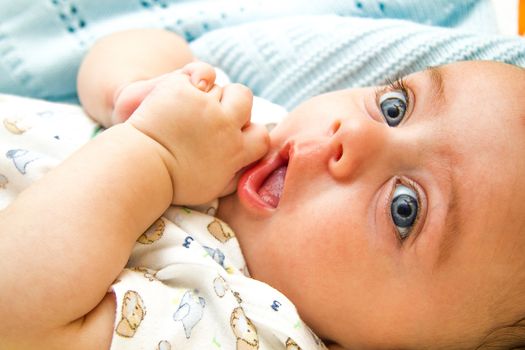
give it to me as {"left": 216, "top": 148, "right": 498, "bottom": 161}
{"left": 173, "top": 290, "right": 206, "bottom": 339}
{"left": 231, "top": 290, "right": 243, "bottom": 304}
{"left": 137, "top": 218, "right": 165, "bottom": 244}
{"left": 0, "top": 174, "right": 8, "bottom": 189}
{"left": 157, "top": 340, "right": 171, "bottom": 350}
{"left": 286, "top": 338, "right": 301, "bottom": 350}
{"left": 213, "top": 276, "right": 229, "bottom": 298}
{"left": 203, "top": 246, "right": 226, "bottom": 267}
{"left": 309, "top": 328, "right": 328, "bottom": 349}
{"left": 205, "top": 205, "right": 217, "bottom": 216}
{"left": 207, "top": 219, "right": 235, "bottom": 243}
{"left": 3, "top": 117, "right": 32, "bottom": 135}
{"left": 230, "top": 307, "right": 259, "bottom": 350}
{"left": 130, "top": 266, "right": 159, "bottom": 282}
{"left": 6, "top": 149, "right": 40, "bottom": 175}
{"left": 115, "top": 290, "right": 146, "bottom": 338}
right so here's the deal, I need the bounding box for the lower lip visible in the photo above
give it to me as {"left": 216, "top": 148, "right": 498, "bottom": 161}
{"left": 237, "top": 150, "right": 289, "bottom": 215}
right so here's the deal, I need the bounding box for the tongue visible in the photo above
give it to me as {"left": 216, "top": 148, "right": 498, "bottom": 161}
{"left": 258, "top": 165, "right": 287, "bottom": 208}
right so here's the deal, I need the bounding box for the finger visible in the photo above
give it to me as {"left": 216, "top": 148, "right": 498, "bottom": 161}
{"left": 218, "top": 173, "right": 241, "bottom": 198}
{"left": 130, "top": 72, "right": 193, "bottom": 122}
{"left": 181, "top": 61, "right": 216, "bottom": 92}
{"left": 240, "top": 123, "right": 270, "bottom": 166}
{"left": 112, "top": 72, "right": 177, "bottom": 124}
{"left": 220, "top": 83, "right": 253, "bottom": 128}
{"left": 112, "top": 80, "right": 158, "bottom": 124}
{"left": 207, "top": 84, "right": 223, "bottom": 101}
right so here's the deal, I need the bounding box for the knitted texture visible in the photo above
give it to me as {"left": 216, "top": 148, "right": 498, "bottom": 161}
{"left": 0, "top": 0, "right": 508, "bottom": 103}
{"left": 191, "top": 15, "right": 525, "bottom": 109}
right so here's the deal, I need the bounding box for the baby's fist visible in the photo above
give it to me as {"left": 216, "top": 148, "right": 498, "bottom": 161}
{"left": 112, "top": 62, "right": 216, "bottom": 124}
{"left": 127, "top": 66, "right": 269, "bottom": 205}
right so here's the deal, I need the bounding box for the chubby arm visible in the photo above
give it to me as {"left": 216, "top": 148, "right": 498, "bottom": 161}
{"left": 0, "top": 123, "right": 173, "bottom": 349}
{"left": 77, "top": 28, "right": 194, "bottom": 127}
{"left": 0, "top": 64, "right": 268, "bottom": 349}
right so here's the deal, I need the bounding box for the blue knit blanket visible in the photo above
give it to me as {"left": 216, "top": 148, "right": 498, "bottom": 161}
{"left": 0, "top": 0, "right": 522, "bottom": 108}
{"left": 192, "top": 15, "right": 525, "bottom": 109}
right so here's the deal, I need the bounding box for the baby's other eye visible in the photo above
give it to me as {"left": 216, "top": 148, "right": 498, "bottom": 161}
{"left": 390, "top": 184, "right": 419, "bottom": 241}
{"left": 379, "top": 91, "right": 407, "bottom": 127}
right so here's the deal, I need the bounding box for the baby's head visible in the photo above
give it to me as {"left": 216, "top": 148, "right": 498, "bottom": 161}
{"left": 218, "top": 61, "right": 525, "bottom": 349}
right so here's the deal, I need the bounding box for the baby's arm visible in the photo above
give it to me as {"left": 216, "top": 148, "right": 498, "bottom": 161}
{"left": 77, "top": 28, "right": 194, "bottom": 127}
{"left": 0, "top": 64, "right": 269, "bottom": 349}
{"left": 0, "top": 123, "right": 171, "bottom": 349}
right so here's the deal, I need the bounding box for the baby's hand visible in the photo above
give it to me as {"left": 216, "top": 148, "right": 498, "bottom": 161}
{"left": 112, "top": 62, "right": 215, "bottom": 124}
{"left": 126, "top": 62, "right": 269, "bottom": 205}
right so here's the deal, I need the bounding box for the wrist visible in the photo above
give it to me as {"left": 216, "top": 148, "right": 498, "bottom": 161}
{"left": 105, "top": 123, "right": 176, "bottom": 204}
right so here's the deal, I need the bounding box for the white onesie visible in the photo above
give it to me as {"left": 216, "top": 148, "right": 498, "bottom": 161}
{"left": 0, "top": 91, "right": 328, "bottom": 350}
{"left": 111, "top": 202, "right": 326, "bottom": 350}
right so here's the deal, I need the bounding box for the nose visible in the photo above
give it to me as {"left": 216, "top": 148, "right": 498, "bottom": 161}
{"left": 328, "top": 117, "right": 388, "bottom": 180}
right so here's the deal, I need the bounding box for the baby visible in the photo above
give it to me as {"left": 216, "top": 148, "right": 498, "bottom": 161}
{"left": 1, "top": 28, "right": 524, "bottom": 350}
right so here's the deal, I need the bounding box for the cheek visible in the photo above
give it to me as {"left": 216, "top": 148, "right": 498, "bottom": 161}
{"left": 269, "top": 186, "right": 369, "bottom": 261}
{"left": 262, "top": 206, "right": 401, "bottom": 337}
{"left": 254, "top": 198, "right": 369, "bottom": 295}
{"left": 243, "top": 187, "right": 414, "bottom": 341}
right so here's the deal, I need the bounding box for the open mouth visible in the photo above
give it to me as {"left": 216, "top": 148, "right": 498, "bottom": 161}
{"left": 237, "top": 146, "right": 290, "bottom": 211}
{"left": 258, "top": 164, "right": 287, "bottom": 208}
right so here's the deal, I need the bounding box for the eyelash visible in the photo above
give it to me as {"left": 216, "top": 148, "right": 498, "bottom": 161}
{"left": 374, "top": 77, "right": 410, "bottom": 109}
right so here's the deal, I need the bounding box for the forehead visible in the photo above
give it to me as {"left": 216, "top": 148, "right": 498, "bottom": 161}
{"left": 400, "top": 62, "right": 525, "bottom": 334}
{"left": 414, "top": 62, "right": 525, "bottom": 271}
{"left": 412, "top": 61, "right": 525, "bottom": 110}
{"left": 403, "top": 61, "right": 525, "bottom": 156}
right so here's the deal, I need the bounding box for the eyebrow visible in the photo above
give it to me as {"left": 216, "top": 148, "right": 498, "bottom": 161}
{"left": 425, "top": 65, "right": 446, "bottom": 107}
{"left": 421, "top": 66, "right": 463, "bottom": 268}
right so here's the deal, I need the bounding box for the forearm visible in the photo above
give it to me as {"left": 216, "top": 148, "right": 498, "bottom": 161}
{"left": 77, "top": 28, "right": 194, "bottom": 126}
{"left": 0, "top": 123, "right": 173, "bottom": 336}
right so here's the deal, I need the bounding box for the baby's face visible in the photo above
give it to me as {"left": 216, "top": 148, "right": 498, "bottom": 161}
{"left": 218, "top": 61, "right": 525, "bottom": 349}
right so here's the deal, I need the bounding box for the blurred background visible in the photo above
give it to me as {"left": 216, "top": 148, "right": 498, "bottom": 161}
{"left": 491, "top": 0, "right": 520, "bottom": 35}
{"left": 0, "top": 0, "right": 523, "bottom": 108}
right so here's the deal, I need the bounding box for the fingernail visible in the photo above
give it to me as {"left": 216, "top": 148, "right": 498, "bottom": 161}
{"left": 197, "top": 79, "right": 208, "bottom": 91}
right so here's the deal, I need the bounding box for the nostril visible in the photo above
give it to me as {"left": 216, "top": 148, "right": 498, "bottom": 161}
{"left": 329, "top": 120, "right": 341, "bottom": 136}
{"left": 334, "top": 144, "right": 343, "bottom": 162}
{"left": 329, "top": 120, "right": 343, "bottom": 163}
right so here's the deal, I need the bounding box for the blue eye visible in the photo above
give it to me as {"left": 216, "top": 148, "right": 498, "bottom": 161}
{"left": 390, "top": 185, "right": 419, "bottom": 241}
{"left": 379, "top": 91, "right": 407, "bottom": 127}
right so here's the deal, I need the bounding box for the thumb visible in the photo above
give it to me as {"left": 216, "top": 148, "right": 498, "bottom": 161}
{"left": 112, "top": 80, "right": 157, "bottom": 124}
{"left": 240, "top": 123, "right": 270, "bottom": 166}
{"left": 218, "top": 172, "right": 242, "bottom": 198}
{"left": 112, "top": 73, "right": 171, "bottom": 124}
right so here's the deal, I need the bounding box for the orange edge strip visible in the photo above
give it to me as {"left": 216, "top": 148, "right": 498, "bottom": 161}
{"left": 518, "top": 0, "right": 525, "bottom": 35}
